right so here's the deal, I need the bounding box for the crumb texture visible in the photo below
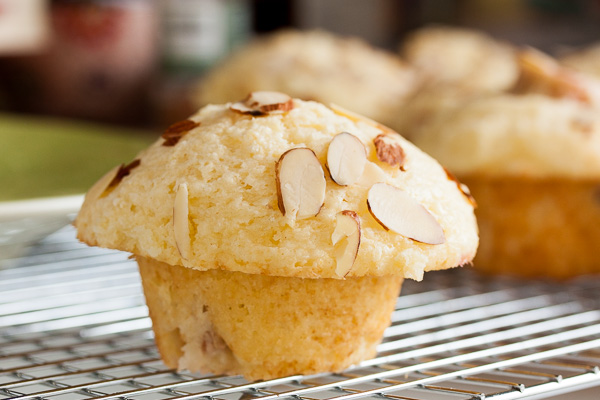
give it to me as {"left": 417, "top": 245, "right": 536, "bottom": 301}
{"left": 137, "top": 256, "right": 402, "bottom": 380}
{"left": 75, "top": 99, "right": 478, "bottom": 280}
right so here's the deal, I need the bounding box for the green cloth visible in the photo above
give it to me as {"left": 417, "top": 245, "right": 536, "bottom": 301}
{"left": 0, "top": 113, "right": 155, "bottom": 201}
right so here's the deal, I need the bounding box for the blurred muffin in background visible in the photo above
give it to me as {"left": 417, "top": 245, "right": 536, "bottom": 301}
{"left": 393, "top": 25, "right": 520, "bottom": 140}
{"left": 194, "top": 29, "right": 421, "bottom": 131}
{"left": 406, "top": 48, "right": 600, "bottom": 280}
{"left": 400, "top": 25, "right": 519, "bottom": 93}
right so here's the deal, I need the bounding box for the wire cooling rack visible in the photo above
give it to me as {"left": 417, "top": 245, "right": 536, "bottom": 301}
{"left": 2, "top": 226, "right": 600, "bottom": 400}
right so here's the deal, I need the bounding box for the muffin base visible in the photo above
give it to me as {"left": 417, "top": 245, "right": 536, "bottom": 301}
{"left": 463, "top": 177, "right": 600, "bottom": 279}
{"left": 136, "top": 256, "right": 402, "bottom": 380}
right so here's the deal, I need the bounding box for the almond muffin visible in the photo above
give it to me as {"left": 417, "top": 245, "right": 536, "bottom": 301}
{"left": 408, "top": 50, "right": 600, "bottom": 279}
{"left": 75, "top": 92, "right": 478, "bottom": 380}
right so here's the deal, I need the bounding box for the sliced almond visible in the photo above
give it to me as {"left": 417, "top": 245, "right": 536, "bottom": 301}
{"left": 230, "top": 102, "right": 263, "bottom": 116}
{"left": 101, "top": 159, "right": 141, "bottom": 198}
{"left": 332, "top": 210, "right": 361, "bottom": 277}
{"left": 374, "top": 134, "right": 406, "bottom": 169}
{"left": 367, "top": 183, "right": 445, "bottom": 245}
{"left": 513, "top": 48, "right": 596, "bottom": 104}
{"left": 443, "top": 167, "right": 477, "bottom": 207}
{"left": 327, "top": 132, "right": 367, "bottom": 186}
{"left": 173, "top": 183, "right": 191, "bottom": 260}
{"left": 162, "top": 119, "right": 200, "bottom": 146}
{"left": 357, "top": 161, "right": 388, "bottom": 187}
{"left": 86, "top": 165, "right": 120, "bottom": 202}
{"left": 247, "top": 91, "right": 294, "bottom": 111}
{"left": 230, "top": 91, "right": 294, "bottom": 116}
{"left": 276, "top": 148, "right": 326, "bottom": 220}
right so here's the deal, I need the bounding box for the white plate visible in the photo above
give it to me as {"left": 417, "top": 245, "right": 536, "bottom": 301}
{"left": 0, "top": 195, "right": 84, "bottom": 263}
{"left": 0, "top": 194, "right": 84, "bottom": 221}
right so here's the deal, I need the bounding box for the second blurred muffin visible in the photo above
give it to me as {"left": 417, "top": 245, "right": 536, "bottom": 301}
{"left": 407, "top": 49, "right": 600, "bottom": 279}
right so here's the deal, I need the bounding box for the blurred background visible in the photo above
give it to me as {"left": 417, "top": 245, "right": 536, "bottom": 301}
{"left": 1, "top": 0, "right": 600, "bottom": 201}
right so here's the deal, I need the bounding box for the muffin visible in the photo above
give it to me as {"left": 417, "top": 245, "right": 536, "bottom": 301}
{"left": 194, "top": 29, "right": 421, "bottom": 132}
{"left": 400, "top": 25, "right": 519, "bottom": 92}
{"left": 408, "top": 50, "right": 600, "bottom": 279}
{"left": 75, "top": 92, "right": 478, "bottom": 380}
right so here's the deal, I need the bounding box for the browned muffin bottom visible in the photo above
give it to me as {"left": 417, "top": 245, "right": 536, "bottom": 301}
{"left": 137, "top": 256, "right": 403, "bottom": 380}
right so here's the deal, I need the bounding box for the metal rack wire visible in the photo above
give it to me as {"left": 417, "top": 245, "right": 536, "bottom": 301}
{"left": 1, "top": 226, "right": 600, "bottom": 399}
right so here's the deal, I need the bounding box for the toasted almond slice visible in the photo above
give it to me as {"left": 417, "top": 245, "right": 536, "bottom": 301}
{"left": 374, "top": 134, "right": 406, "bottom": 168}
{"left": 332, "top": 210, "right": 361, "bottom": 277}
{"left": 367, "top": 183, "right": 445, "bottom": 245}
{"left": 327, "top": 132, "right": 367, "bottom": 186}
{"left": 357, "top": 161, "right": 388, "bottom": 187}
{"left": 276, "top": 148, "right": 326, "bottom": 220}
{"left": 162, "top": 119, "right": 200, "bottom": 146}
{"left": 100, "top": 159, "right": 141, "bottom": 198}
{"left": 230, "top": 101, "right": 264, "bottom": 116}
{"left": 443, "top": 167, "right": 477, "bottom": 207}
{"left": 247, "top": 91, "right": 294, "bottom": 112}
{"left": 173, "top": 183, "right": 191, "bottom": 260}
{"left": 230, "top": 91, "right": 294, "bottom": 115}
{"left": 513, "top": 48, "right": 598, "bottom": 104}
{"left": 86, "top": 165, "right": 120, "bottom": 202}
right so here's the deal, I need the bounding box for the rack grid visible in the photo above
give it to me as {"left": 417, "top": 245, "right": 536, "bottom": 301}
{"left": 1, "top": 226, "right": 600, "bottom": 399}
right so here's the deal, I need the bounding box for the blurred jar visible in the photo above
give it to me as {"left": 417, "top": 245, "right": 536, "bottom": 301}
{"left": 154, "top": 0, "right": 251, "bottom": 126}
{"left": 0, "top": 0, "right": 158, "bottom": 125}
{"left": 0, "top": 0, "right": 50, "bottom": 55}
{"left": 161, "top": 0, "right": 250, "bottom": 74}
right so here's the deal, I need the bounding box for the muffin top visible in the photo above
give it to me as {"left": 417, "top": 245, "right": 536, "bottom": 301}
{"left": 400, "top": 25, "right": 519, "bottom": 92}
{"left": 195, "top": 29, "right": 420, "bottom": 131}
{"left": 410, "top": 94, "right": 600, "bottom": 179}
{"left": 75, "top": 93, "right": 478, "bottom": 281}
